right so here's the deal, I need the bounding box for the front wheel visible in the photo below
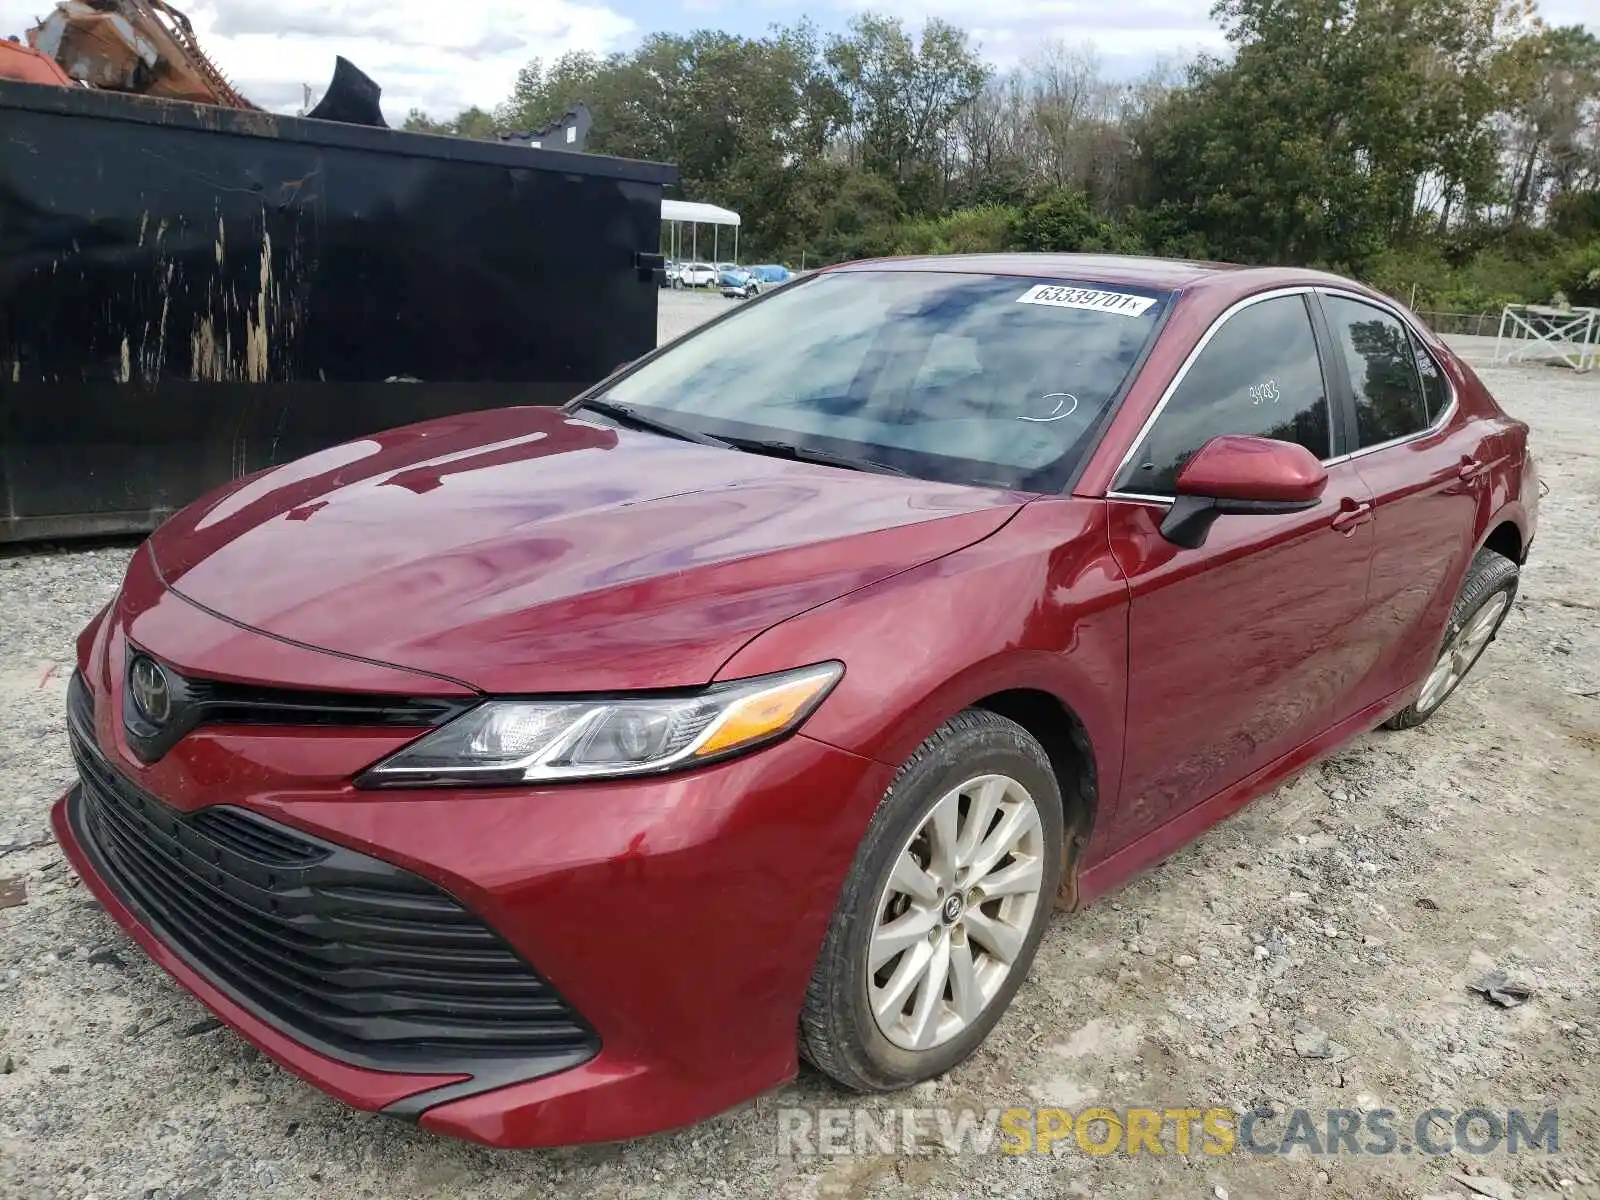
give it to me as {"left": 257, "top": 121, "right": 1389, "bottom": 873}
{"left": 799, "top": 709, "right": 1063, "bottom": 1092}
{"left": 1384, "top": 546, "right": 1519, "bottom": 730}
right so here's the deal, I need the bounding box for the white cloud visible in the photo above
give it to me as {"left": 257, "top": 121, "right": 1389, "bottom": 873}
{"left": 7, "top": 0, "right": 1593, "bottom": 124}
{"left": 1540, "top": 0, "right": 1599, "bottom": 27}
{"left": 839, "top": 0, "right": 1593, "bottom": 72}
{"left": 2, "top": 0, "right": 636, "bottom": 120}
{"left": 831, "top": 0, "right": 1226, "bottom": 74}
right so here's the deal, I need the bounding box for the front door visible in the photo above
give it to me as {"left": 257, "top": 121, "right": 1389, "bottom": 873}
{"left": 1104, "top": 291, "right": 1379, "bottom": 850}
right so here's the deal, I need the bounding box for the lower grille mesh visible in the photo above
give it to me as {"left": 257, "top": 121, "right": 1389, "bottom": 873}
{"left": 67, "top": 672, "right": 598, "bottom": 1067}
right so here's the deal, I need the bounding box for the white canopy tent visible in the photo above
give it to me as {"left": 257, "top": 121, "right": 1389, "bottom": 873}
{"left": 661, "top": 199, "right": 742, "bottom": 264}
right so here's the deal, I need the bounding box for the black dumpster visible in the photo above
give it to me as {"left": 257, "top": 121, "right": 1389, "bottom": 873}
{"left": 0, "top": 81, "right": 674, "bottom": 543}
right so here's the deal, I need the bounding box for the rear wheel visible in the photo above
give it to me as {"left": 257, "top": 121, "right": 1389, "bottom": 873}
{"left": 1384, "top": 547, "right": 1519, "bottom": 730}
{"left": 799, "top": 709, "right": 1063, "bottom": 1091}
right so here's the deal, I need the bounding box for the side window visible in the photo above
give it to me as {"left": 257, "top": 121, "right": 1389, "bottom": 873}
{"left": 1324, "top": 296, "right": 1430, "bottom": 447}
{"left": 1410, "top": 330, "right": 1450, "bottom": 422}
{"left": 1116, "top": 295, "right": 1330, "bottom": 496}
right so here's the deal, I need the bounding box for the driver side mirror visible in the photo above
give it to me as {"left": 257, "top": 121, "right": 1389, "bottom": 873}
{"left": 1159, "top": 434, "right": 1328, "bottom": 549}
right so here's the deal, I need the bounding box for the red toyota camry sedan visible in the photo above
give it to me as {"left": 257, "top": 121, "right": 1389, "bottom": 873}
{"left": 55, "top": 255, "right": 1537, "bottom": 1148}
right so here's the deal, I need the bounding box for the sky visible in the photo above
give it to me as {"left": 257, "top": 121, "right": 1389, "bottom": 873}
{"left": 3, "top": 0, "right": 1595, "bottom": 124}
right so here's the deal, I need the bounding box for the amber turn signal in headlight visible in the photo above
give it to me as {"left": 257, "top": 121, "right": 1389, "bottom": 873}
{"left": 357, "top": 662, "right": 844, "bottom": 787}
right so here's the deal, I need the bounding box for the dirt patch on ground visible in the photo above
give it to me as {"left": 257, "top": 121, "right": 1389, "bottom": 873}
{"left": 1, "top": 344, "right": 1596, "bottom": 1199}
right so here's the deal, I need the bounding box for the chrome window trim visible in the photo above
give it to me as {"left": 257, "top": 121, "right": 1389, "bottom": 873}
{"left": 1105, "top": 284, "right": 1458, "bottom": 501}
{"left": 1106, "top": 490, "right": 1171, "bottom": 505}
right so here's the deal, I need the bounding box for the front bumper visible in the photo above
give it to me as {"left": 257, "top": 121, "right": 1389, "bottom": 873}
{"left": 56, "top": 656, "right": 892, "bottom": 1147}
{"left": 62, "top": 665, "right": 600, "bottom": 1096}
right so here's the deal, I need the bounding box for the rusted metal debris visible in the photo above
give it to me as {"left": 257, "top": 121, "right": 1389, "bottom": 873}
{"left": 25, "top": 0, "right": 254, "bottom": 108}
{"left": 13, "top": 0, "right": 391, "bottom": 127}
{"left": 0, "top": 36, "right": 76, "bottom": 85}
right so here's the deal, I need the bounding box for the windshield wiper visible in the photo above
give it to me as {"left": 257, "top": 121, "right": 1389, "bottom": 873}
{"left": 721, "top": 437, "right": 910, "bottom": 477}
{"left": 570, "top": 402, "right": 907, "bottom": 476}
{"left": 569, "top": 398, "right": 731, "bottom": 448}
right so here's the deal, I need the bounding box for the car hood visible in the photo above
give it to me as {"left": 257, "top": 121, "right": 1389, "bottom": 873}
{"left": 148, "top": 407, "right": 1027, "bottom": 694}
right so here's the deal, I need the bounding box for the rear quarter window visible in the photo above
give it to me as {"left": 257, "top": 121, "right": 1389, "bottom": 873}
{"left": 1324, "top": 295, "right": 1431, "bottom": 447}
{"left": 1409, "top": 331, "right": 1451, "bottom": 423}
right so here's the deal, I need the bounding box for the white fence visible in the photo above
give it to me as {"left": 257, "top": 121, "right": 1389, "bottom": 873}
{"left": 1493, "top": 304, "right": 1599, "bottom": 372}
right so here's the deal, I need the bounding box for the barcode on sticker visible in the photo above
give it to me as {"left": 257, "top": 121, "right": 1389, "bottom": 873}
{"left": 1016, "top": 285, "right": 1156, "bottom": 317}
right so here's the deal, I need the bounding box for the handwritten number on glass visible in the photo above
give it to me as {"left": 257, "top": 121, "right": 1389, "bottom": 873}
{"left": 1248, "top": 379, "right": 1281, "bottom": 406}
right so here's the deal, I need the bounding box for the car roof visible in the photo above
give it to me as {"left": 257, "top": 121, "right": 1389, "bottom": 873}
{"left": 825, "top": 253, "right": 1375, "bottom": 300}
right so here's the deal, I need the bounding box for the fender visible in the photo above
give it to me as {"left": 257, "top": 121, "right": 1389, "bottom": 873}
{"left": 1471, "top": 431, "right": 1537, "bottom": 566}
{"left": 715, "top": 496, "right": 1131, "bottom": 856}
{"left": 1475, "top": 499, "right": 1531, "bottom": 562}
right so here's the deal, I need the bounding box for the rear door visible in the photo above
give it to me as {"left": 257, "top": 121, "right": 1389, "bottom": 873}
{"left": 1104, "top": 290, "right": 1379, "bottom": 851}
{"left": 1313, "top": 291, "right": 1485, "bottom": 707}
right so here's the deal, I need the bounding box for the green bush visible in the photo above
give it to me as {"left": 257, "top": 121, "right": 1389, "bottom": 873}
{"left": 1552, "top": 242, "right": 1600, "bottom": 308}
{"left": 887, "top": 205, "right": 1016, "bottom": 256}
{"left": 1124, "top": 205, "right": 1217, "bottom": 261}
{"left": 813, "top": 191, "right": 1592, "bottom": 304}
{"left": 1009, "top": 188, "right": 1129, "bottom": 253}
{"left": 1364, "top": 244, "right": 1564, "bottom": 313}
{"left": 1551, "top": 194, "right": 1600, "bottom": 242}
{"left": 888, "top": 218, "right": 944, "bottom": 255}
{"left": 939, "top": 205, "right": 1017, "bottom": 253}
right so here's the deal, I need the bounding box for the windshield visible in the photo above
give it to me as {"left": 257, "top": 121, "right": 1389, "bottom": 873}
{"left": 586, "top": 269, "right": 1169, "bottom": 492}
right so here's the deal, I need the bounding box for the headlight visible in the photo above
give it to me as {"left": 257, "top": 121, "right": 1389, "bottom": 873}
{"left": 356, "top": 662, "right": 843, "bottom": 788}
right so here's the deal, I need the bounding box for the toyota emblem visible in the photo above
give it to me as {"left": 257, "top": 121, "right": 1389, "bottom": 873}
{"left": 128, "top": 655, "right": 172, "bottom": 727}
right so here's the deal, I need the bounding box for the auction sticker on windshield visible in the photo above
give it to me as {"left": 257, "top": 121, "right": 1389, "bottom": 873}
{"left": 1016, "top": 285, "right": 1157, "bottom": 317}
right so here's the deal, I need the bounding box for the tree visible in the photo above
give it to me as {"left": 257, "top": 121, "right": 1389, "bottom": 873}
{"left": 825, "top": 16, "right": 987, "bottom": 210}
{"left": 396, "top": 2, "right": 1594, "bottom": 296}
{"left": 1498, "top": 25, "right": 1600, "bottom": 222}
{"left": 1141, "top": 0, "right": 1536, "bottom": 268}
{"left": 402, "top": 106, "right": 498, "bottom": 139}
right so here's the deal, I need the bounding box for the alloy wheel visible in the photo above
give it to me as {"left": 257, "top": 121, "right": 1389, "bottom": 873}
{"left": 1417, "top": 589, "right": 1512, "bottom": 713}
{"left": 867, "top": 774, "right": 1047, "bottom": 1052}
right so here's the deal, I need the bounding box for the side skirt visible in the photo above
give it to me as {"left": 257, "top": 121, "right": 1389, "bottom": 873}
{"left": 1072, "top": 685, "right": 1412, "bottom": 909}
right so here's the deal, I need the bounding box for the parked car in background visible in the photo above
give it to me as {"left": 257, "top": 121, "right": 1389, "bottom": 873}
{"left": 673, "top": 261, "right": 718, "bottom": 288}
{"left": 720, "top": 266, "right": 760, "bottom": 298}
{"left": 747, "top": 264, "right": 793, "bottom": 285}
{"left": 55, "top": 254, "right": 1537, "bottom": 1151}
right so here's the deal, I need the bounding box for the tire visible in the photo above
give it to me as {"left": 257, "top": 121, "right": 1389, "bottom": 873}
{"left": 1383, "top": 546, "right": 1519, "bottom": 730}
{"left": 799, "top": 709, "right": 1064, "bottom": 1092}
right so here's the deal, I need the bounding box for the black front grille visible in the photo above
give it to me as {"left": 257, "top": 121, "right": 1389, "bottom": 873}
{"left": 166, "top": 673, "right": 472, "bottom": 728}
{"left": 187, "top": 808, "right": 330, "bottom": 868}
{"left": 67, "top": 672, "right": 598, "bottom": 1073}
{"left": 118, "top": 647, "right": 476, "bottom": 765}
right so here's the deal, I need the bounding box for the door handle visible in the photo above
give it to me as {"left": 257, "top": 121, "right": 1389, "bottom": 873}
{"left": 1330, "top": 497, "right": 1373, "bottom": 533}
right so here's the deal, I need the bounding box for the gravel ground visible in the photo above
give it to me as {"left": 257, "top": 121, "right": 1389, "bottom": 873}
{"left": 1, "top": 319, "right": 1597, "bottom": 1200}
{"left": 657, "top": 286, "right": 753, "bottom": 342}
